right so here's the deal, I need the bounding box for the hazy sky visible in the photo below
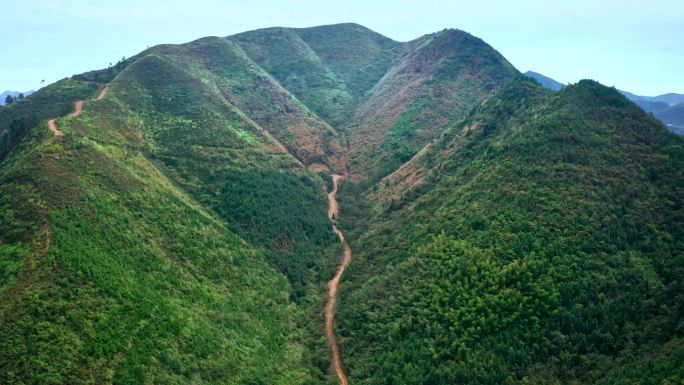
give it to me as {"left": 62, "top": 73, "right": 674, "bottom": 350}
{"left": 2, "top": 0, "right": 682, "bottom": 95}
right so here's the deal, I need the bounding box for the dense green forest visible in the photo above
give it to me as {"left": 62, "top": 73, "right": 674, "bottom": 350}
{"left": 0, "top": 99, "right": 313, "bottom": 384}
{"left": 336, "top": 77, "right": 684, "bottom": 384}
{"left": 0, "top": 23, "right": 682, "bottom": 385}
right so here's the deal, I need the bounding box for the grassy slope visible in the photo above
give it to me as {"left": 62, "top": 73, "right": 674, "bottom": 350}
{"left": 345, "top": 29, "right": 518, "bottom": 181}
{"left": 0, "top": 32, "right": 345, "bottom": 385}
{"left": 0, "top": 79, "right": 100, "bottom": 160}
{"left": 232, "top": 23, "right": 403, "bottom": 128}
{"left": 183, "top": 36, "right": 345, "bottom": 169}
{"left": 336, "top": 77, "right": 684, "bottom": 384}
{"left": 230, "top": 27, "right": 354, "bottom": 128}
{"left": 0, "top": 87, "right": 311, "bottom": 384}
{"left": 110, "top": 48, "right": 340, "bottom": 300}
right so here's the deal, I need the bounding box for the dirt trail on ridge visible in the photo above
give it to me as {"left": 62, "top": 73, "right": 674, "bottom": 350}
{"left": 325, "top": 174, "right": 352, "bottom": 385}
{"left": 47, "top": 86, "right": 108, "bottom": 137}
{"left": 96, "top": 86, "right": 109, "bottom": 100}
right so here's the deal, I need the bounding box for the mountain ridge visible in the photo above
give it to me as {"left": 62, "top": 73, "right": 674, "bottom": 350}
{"left": 0, "top": 23, "right": 682, "bottom": 385}
{"left": 525, "top": 70, "right": 684, "bottom": 105}
{"left": 524, "top": 70, "right": 684, "bottom": 134}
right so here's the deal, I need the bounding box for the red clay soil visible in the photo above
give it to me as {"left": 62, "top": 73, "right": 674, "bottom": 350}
{"left": 325, "top": 174, "right": 352, "bottom": 385}
{"left": 47, "top": 118, "right": 64, "bottom": 137}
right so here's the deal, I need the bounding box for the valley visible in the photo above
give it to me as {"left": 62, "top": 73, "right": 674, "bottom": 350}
{"left": 0, "top": 23, "right": 682, "bottom": 385}
{"left": 325, "top": 174, "right": 352, "bottom": 385}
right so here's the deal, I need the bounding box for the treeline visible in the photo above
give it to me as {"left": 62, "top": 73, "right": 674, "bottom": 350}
{"left": 72, "top": 56, "right": 132, "bottom": 84}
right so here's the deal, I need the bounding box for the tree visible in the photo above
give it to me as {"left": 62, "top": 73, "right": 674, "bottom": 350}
{"left": 5, "top": 95, "right": 14, "bottom": 105}
{"left": 17, "top": 93, "right": 24, "bottom": 101}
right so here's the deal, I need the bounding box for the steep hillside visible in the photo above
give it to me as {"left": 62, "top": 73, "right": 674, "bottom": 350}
{"left": 1, "top": 23, "right": 683, "bottom": 385}
{"left": 109, "top": 47, "right": 343, "bottom": 299}
{"left": 0, "top": 80, "right": 99, "bottom": 160}
{"left": 337, "top": 77, "right": 684, "bottom": 385}
{"left": 345, "top": 29, "right": 518, "bottom": 180}
{"left": 0, "top": 84, "right": 319, "bottom": 384}
{"left": 152, "top": 37, "right": 347, "bottom": 171}
{"left": 232, "top": 23, "right": 403, "bottom": 128}
{"left": 0, "top": 26, "right": 349, "bottom": 385}
{"left": 525, "top": 71, "right": 684, "bottom": 135}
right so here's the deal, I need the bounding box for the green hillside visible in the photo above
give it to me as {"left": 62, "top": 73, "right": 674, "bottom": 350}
{"left": 0, "top": 86, "right": 315, "bottom": 384}
{"left": 0, "top": 28, "right": 344, "bottom": 385}
{"left": 336, "top": 77, "right": 684, "bottom": 385}
{"left": 345, "top": 29, "right": 518, "bottom": 180}
{"left": 232, "top": 23, "right": 403, "bottom": 128}
{"left": 1, "top": 23, "right": 682, "bottom": 385}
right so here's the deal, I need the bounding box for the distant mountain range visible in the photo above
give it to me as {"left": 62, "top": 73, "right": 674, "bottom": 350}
{"left": 0, "top": 90, "right": 34, "bottom": 105}
{"left": 523, "top": 71, "right": 565, "bottom": 91}
{"left": 524, "top": 71, "right": 684, "bottom": 134}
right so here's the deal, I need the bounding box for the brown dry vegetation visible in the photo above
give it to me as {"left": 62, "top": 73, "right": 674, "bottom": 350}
{"left": 345, "top": 30, "right": 517, "bottom": 180}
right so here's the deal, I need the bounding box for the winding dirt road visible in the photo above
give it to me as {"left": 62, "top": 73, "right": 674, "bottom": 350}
{"left": 47, "top": 118, "right": 64, "bottom": 137}
{"left": 325, "top": 174, "right": 352, "bottom": 385}
{"left": 47, "top": 86, "right": 108, "bottom": 137}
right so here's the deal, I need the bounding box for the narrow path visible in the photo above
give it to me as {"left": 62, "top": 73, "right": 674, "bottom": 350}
{"left": 325, "top": 174, "right": 352, "bottom": 385}
{"left": 47, "top": 118, "right": 64, "bottom": 137}
{"left": 47, "top": 86, "right": 108, "bottom": 137}
{"left": 96, "top": 86, "right": 109, "bottom": 100}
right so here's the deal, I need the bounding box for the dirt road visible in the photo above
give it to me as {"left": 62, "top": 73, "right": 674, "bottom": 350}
{"left": 47, "top": 86, "right": 107, "bottom": 137}
{"left": 325, "top": 174, "right": 352, "bottom": 385}
{"left": 96, "top": 86, "right": 109, "bottom": 100}
{"left": 47, "top": 118, "right": 64, "bottom": 137}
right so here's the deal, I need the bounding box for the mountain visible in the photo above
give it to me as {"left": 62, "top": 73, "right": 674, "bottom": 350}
{"left": 0, "top": 90, "right": 34, "bottom": 105}
{"left": 612, "top": 92, "right": 684, "bottom": 134}
{"left": 622, "top": 90, "right": 684, "bottom": 106}
{"left": 524, "top": 71, "right": 684, "bottom": 134}
{"left": 1, "top": 23, "right": 683, "bottom": 385}
{"left": 337, "top": 77, "right": 684, "bottom": 385}
{"left": 524, "top": 71, "right": 565, "bottom": 91}
{"left": 345, "top": 29, "right": 518, "bottom": 180}
{"left": 656, "top": 102, "right": 684, "bottom": 134}
{"left": 657, "top": 102, "right": 684, "bottom": 124}
{"left": 524, "top": 70, "right": 684, "bottom": 108}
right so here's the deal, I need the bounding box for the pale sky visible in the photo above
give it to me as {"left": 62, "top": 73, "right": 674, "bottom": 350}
{"left": 1, "top": 0, "right": 682, "bottom": 96}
